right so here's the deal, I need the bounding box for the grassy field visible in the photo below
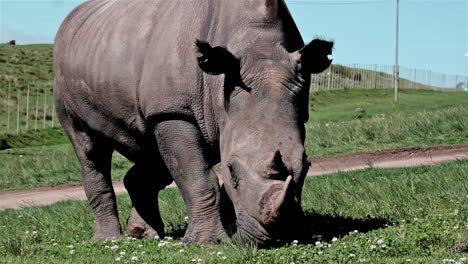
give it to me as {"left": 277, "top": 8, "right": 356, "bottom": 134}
{"left": 309, "top": 88, "right": 468, "bottom": 124}
{"left": 0, "top": 160, "right": 466, "bottom": 263}
{"left": 1, "top": 103, "right": 468, "bottom": 191}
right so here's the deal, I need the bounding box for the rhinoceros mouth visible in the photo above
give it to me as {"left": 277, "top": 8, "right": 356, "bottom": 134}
{"left": 234, "top": 212, "right": 274, "bottom": 245}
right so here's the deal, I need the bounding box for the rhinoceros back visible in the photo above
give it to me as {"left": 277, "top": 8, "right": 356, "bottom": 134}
{"left": 54, "top": 0, "right": 230, "bottom": 155}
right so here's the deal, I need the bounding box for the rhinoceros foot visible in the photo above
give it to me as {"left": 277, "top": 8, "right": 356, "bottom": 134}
{"left": 182, "top": 219, "right": 230, "bottom": 245}
{"left": 127, "top": 207, "right": 164, "bottom": 239}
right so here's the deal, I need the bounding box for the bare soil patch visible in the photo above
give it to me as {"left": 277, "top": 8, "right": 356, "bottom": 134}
{"left": 1, "top": 145, "right": 467, "bottom": 210}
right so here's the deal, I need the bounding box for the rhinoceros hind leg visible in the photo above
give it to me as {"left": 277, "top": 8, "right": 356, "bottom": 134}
{"left": 58, "top": 117, "right": 122, "bottom": 241}
{"left": 155, "top": 120, "right": 229, "bottom": 245}
{"left": 124, "top": 163, "right": 171, "bottom": 239}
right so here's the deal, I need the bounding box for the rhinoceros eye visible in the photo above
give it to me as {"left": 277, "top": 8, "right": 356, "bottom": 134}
{"left": 228, "top": 166, "right": 239, "bottom": 189}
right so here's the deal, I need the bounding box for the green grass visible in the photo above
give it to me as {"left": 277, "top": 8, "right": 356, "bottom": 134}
{"left": 307, "top": 105, "right": 468, "bottom": 157}
{"left": 2, "top": 105, "right": 468, "bottom": 191}
{"left": 0, "top": 144, "right": 131, "bottom": 191}
{"left": 309, "top": 88, "right": 468, "bottom": 124}
{"left": 0, "top": 160, "right": 466, "bottom": 263}
{"left": 0, "top": 128, "right": 67, "bottom": 150}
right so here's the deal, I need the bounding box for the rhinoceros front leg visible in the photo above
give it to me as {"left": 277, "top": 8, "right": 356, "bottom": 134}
{"left": 155, "top": 120, "right": 229, "bottom": 244}
{"left": 124, "top": 163, "right": 172, "bottom": 239}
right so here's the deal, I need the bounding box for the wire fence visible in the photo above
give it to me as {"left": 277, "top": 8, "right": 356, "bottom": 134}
{"left": 0, "top": 80, "right": 57, "bottom": 135}
{"left": 0, "top": 64, "right": 467, "bottom": 135}
{"left": 310, "top": 64, "right": 468, "bottom": 92}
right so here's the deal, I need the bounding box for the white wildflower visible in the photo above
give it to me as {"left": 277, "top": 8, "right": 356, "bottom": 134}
{"left": 120, "top": 251, "right": 126, "bottom": 256}
{"left": 315, "top": 241, "right": 322, "bottom": 246}
{"left": 115, "top": 257, "right": 121, "bottom": 262}
{"left": 331, "top": 237, "right": 338, "bottom": 242}
{"left": 376, "top": 238, "right": 384, "bottom": 245}
{"left": 349, "top": 253, "right": 355, "bottom": 257}
{"left": 184, "top": 216, "right": 189, "bottom": 222}
{"left": 110, "top": 245, "right": 119, "bottom": 250}
{"left": 69, "top": 250, "right": 75, "bottom": 255}
{"left": 67, "top": 245, "right": 74, "bottom": 248}
{"left": 154, "top": 235, "right": 160, "bottom": 240}
{"left": 179, "top": 249, "right": 185, "bottom": 253}
{"left": 131, "top": 256, "right": 138, "bottom": 261}
{"left": 217, "top": 252, "right": 223, "bottom": 256}
{"left": 222, "top": 256, "right": 227, "bottom": 260}
{"left": 292, "top": 240, "right": 298, "bottom": 245}
{"left": 197, "top": 259, "right": 202, "bottom": 262}
{"left": 24, "top": 231, "right": 29, "bottom": 234}
{"left": 370, "top": 245, "right": 377, "bottom": 250}
{"left": 53, "top": 243, "right": 58, "bottom": 246}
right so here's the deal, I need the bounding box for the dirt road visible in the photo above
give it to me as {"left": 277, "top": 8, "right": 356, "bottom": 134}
{"left": 1, "top": 145, "right": 467, "bottom": 211}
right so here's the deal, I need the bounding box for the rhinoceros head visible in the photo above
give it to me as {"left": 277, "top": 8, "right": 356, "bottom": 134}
{"left": 195, "top": 3, "right": 333, "bottom": 245}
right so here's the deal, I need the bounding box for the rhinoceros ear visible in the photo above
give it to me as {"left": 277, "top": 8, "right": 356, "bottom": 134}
{"left": 297, "top": 38, "right": 334, "bottom": 74}
{"left": 195, "top": 40, "right": 239, "bottom": 75}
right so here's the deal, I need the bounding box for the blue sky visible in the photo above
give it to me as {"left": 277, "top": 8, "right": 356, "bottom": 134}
{"left": 1, "top": 0, "right": 467, "bottom": 75}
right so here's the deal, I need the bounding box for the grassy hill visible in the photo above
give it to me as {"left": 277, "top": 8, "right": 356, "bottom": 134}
{"left": 0, "top": 44, "right": 53, "bottom": 87}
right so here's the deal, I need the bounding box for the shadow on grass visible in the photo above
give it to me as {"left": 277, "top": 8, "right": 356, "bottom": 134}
{"left": 163, "top": 211, "right": 392, "bottom": 247}
{"left": 297, "top": 211, "right": 393, "bottom": 244}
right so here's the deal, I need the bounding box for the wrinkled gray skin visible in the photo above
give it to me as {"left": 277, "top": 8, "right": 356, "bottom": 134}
{"left": 54, "top": 0, "right": 333, "bottom": 245}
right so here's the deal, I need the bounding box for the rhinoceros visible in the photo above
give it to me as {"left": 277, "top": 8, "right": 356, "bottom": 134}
{"left": 54, "top": 0, "right": 333, "bottom": 245}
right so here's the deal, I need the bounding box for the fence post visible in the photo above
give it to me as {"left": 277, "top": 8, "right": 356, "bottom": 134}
{"left": 35, "top": 84, "right": 39, "bottom": 130}
{"left": 373, "top": 64, "right": 377, "bottom": 89}
{"left": 352, "top": 64, "right": 356, "bottom": 89}
{"left": 51, "top": 83, "right": 55, "bottom": 128}
{"left": 43, "top": 87, "right": 47, "bottom": 128}
{"left": 429, "top": 71, "right": 432, "bottom": 88}
{"left": 25, "top": 83, "right": 30, "bottom": 131}
{"left": 327, "top": 65, "right": 332, "bottom": 90}
{"left": 16, "top": 87, "right": 20, "bottom": 135}
{"left": 7, "top": 81, "right": 11, "bottom": 134}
